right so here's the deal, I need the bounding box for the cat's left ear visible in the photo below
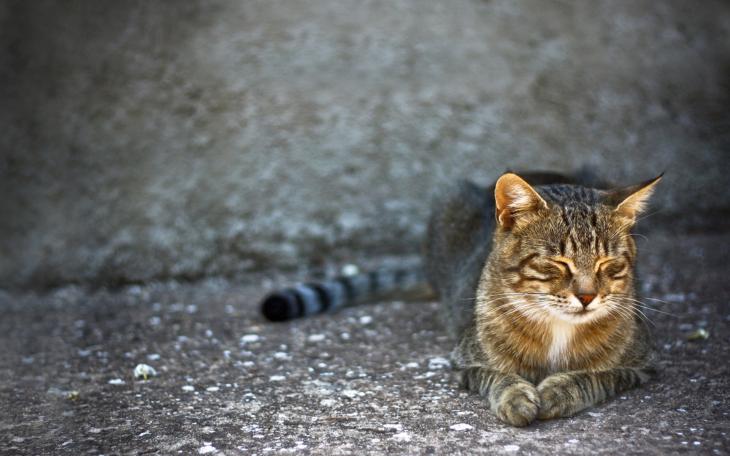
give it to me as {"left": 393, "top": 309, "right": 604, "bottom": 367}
{"left": 609, "top": 174, "right": 663, "bottom": 222}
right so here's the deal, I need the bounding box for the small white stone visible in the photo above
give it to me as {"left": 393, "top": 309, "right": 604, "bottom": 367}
{"left": 308, "top": 334, "right": 325, "bottom": 342}
{"left": 568, "top": 439, "right": 579, "bottom": 444}
{"left": 240, "top": 334, "right": 260, "bottom": 343}
{"left": 147, "top": 353, "right": 161, "bottom": 361}
{"left": 198, "top": 444, "right": 217, "bottom": 454}
{"left": 428, "top": 357, "right": 451, "bottom": 370}
{"left": 391, "top": 431, "right": 412, "bottom": 442}
{"left": 320, "top": 398, "right": 336, "bottom": 407}
{"left": 449, "top": 423, "right": 473, "bottom": 431}
{"left": 206, "top": 386, "right": 220, "bottom": 392}
{"left": 404, "top": 362, "right": 419, "bottom": 369}
{"left": 341, "top": 264, "right": 359, "bottom": 276}
{"left": 503, "top": 445, "right": 520, "bottom": 452}
{"left": 108, "top": 378, "right": 125, "bottom": 385}
{"left": 134, "top": 364, "right": 157, "bottom": 380}
{"left": 269, "top": 375, "right": 286, "bottom": 382}
{"left": 274, "top": 352, "right": 291, "bottom": 360}
{"left": 414, "top": 372, "right": 436, "bottom": 379}
{"left": 341, "top": 389, "right": 361, "bottom": 399}
{"left": 359, "top": 315, "right": 373, "bottom": 325}
{"left": 182, "top": 385, "right": 195, "bottom": 392}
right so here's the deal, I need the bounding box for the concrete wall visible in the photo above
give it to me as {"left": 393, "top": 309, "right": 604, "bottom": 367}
{"left": 1, "top": 0, "right": 729, "bottom": 288}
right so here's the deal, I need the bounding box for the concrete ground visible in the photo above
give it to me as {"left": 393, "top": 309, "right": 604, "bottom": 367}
{"left": 1, "top": 230, "right": 728, "bottom": 455}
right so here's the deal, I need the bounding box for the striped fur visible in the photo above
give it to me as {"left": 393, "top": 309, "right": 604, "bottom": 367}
{"left": 261, "top": 267, "right": 427, "bottom": 321}
{"left": 427, "top": 171, "right": 661, "bottom": 426}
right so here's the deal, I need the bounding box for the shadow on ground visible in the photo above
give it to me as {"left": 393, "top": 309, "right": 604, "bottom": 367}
{"left": 1, "top": 230, "right": 728, "bottom": 455}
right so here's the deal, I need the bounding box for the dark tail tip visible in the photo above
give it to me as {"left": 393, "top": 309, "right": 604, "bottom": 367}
{"left": 261, "top": 290, "right": 299, "bottom": 322}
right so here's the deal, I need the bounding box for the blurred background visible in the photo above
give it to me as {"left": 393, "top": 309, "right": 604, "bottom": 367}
{"left": 1, "top": 0, "right": 729, "bottom": 290}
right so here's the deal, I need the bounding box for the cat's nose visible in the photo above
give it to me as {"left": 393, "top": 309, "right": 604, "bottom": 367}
{"left": 577, "top": 294, "right": 596, "bottom": 307}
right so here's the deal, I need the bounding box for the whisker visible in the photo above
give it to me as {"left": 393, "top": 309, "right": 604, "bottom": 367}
{"left": 609, "top": 296, "right": 678, "bottom": 317}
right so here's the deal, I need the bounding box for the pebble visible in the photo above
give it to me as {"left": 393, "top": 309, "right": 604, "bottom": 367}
{"left": 198, "top": 444, "right": 217, "bottom": 454}
{"left": 391, "top": 432, "right": 412, "bottom": 442}
{"left": 133, "top": 364, "right": 157, "bottom": 380}
{"left": 341, "top": 389, "right": 363, "bottom": 399}
{"left": 182, "top": 385, "right": 195, "bottom": 392}
{"left": 108, "top": 378, "right": 125, "bottom": 385}
{"left": 206, "top": 386, "right": 220, "bottom": 392}
{"left": 359, "top": 315, "right": 373, "bottom": 325}
{"left": 240, "top": 334, "right": 260, "bottom": 343}
{"left": 308, "top": 334, "right": 326, "bottom": 342}
{"left": 504, "top": 445, "right": 520, "bottom": 452}
{"left": 449, "top": 423, "right": 473, "bottom": 431}
{"left": 428, "top": 357, "right": 450, "bottom": 370}
{"left": 269, "top": 375, "right": 286, "bottom": 382}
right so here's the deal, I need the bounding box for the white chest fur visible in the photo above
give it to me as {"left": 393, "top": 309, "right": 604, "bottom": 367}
{"left": 548, "top": 319, "right": 575, "bottom": 369}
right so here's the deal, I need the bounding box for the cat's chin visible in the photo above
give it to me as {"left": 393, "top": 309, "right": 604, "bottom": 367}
{"left": 547, "top": 307, "right": 608, "bottom": 325}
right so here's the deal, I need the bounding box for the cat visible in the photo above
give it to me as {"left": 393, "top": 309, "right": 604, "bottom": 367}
{"left": 261, "top": 170, "right": 661, "bottom": 426}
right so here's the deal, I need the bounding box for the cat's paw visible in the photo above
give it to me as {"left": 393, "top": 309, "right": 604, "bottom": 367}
{"left": 536, "top": 374, "right": 578, "bottom": 420}
{"left": 494, "top": 382, "right": 540, "bottom": 427}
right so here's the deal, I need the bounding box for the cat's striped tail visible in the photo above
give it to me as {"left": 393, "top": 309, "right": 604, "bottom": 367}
{"left": 260, "top": 266, "right": 432, "bottom": 322}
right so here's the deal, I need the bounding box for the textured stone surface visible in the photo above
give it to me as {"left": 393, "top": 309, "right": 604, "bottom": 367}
{"left": 1, "top": 0, "right": 729, "bottom": 288}
{"left": 1, "top": 230, "right": 728, "bottom": 454}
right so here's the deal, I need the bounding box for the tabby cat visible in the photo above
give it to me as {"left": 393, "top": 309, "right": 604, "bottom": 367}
{"left": 261, "top": 171, "right": 661, "bottom": 426}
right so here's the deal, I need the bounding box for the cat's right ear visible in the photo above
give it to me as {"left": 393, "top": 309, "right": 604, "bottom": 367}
{"left": 494, "top": 173, "right": 548, "bottom": 229}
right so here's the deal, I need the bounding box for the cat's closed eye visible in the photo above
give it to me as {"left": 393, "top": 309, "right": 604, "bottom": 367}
{"left": 522, "top": 258, "right": 569, "bottom": 281}
{"left": 598, "top": 259, "right": 628, "bottom": 279}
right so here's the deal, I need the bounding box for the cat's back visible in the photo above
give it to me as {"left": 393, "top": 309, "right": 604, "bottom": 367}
{"left": 424, "top": 180, "right": 493, "bottom": 335}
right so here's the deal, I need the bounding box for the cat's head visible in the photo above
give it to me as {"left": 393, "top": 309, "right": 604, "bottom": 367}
{"left": 490, "top": 172, "right": 662, "bottom": 324}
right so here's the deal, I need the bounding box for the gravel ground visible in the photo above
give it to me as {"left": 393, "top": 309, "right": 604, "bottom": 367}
{"left": 1, "top": 230, "right": 728, "bottom": 455}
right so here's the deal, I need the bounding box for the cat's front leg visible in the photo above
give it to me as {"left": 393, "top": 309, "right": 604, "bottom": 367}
{"left": 537, "top": 367, "right": 653, "bottom": 419}
{"left": 461, "top": 367, "right": 540, "bottom": 427}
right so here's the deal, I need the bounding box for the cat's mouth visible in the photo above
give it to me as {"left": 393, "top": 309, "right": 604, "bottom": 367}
{"left": 546, "top": 303, "right": 604, "bottom": 323}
